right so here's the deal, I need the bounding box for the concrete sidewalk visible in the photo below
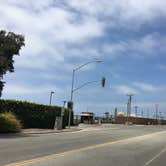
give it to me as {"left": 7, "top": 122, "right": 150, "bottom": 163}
{"left": 22, "top": 124, "right": 114, "bottom": 134}
{"left": 22, "top": 127, "right": 81, "bottom": 134}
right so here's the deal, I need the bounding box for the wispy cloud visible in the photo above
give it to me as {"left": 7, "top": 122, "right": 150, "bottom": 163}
{"left": 113, "top": 85, "right": 138, "bottom": 95}
{"left": 102, "top": 33, "right": 166, "bottom": 58}
{"left": 158, "top": 64, "right": 166, "bottom": 72}
{"left": 134, "top": 82, "right": 164, "bottom": 92}
{"left": 3, "top": 83, "right": 63, "bottom": 95}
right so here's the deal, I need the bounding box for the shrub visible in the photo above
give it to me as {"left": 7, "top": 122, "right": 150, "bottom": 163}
{"left": 0, "top": 112, "right": 22, "bottom": 133}
{"left": 0, "top": 99, "right": 73, "bottom": 129}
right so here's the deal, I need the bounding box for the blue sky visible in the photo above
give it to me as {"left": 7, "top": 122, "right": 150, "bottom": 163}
{"left": 0, "top": 0, "right": 166, "bottom": 117}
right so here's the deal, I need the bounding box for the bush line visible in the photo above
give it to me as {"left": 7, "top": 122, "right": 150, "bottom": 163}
{"left": 0, "top": 99, "right": 73, "bottom": 129}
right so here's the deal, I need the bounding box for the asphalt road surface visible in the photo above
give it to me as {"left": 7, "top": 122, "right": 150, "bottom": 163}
{"left": 1, "top": 124, "right": 166, "bottom": 166}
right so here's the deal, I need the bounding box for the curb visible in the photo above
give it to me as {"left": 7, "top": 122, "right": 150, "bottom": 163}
{"left": 22, "top": 128, "right": 82, "bottom": 135}
{"left": 0, "top": 128, "right": 82, "bottom": 136}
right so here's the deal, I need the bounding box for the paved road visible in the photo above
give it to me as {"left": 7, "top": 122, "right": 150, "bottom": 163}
{"left": 1, "top": 124, "right": 166, "bottom": 166}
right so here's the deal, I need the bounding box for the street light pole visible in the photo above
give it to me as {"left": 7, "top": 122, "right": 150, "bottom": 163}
{"left": 68, "top": 60, "right": 102, "bottom": 128}
{"left": 49, "top": 91, "right": 55, "bottom": 105}
{"left": 70, "top": 69, "right": 75, "bottom": 101}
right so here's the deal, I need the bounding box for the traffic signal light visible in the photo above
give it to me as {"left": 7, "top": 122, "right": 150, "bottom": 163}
{"left": 101, "top": 77, "right": 106, "bottom": 87}
{"left": 67, "top": 101, "right": 73, "bottom": 110}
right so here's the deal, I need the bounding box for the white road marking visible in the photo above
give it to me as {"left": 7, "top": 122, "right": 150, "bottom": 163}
{"left": 144, "top": 147, "right": 166, "bottom": 166}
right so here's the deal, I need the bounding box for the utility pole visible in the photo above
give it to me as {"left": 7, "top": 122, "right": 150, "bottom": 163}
{"left": 134, "top": 106, "right": 138, "bottom": 117}
{"left": 159, "top": 111, "right": 162, "bottom": 125}
{"left": 141, "top": 110, "right": 144, "bottom": 118}
{"left": 155, "top": 104, "right": 158, "bottom": 120}
{"left": 126, "top": 94, "right": 134, "bottom": 124}
{"left": 127, "top": 94, "right": 134, "bottom": 116}
{"left": 126, "top": 101, "right": 130, "bottom": 124}
{"left": 147, "top": 108, "right": 149, "bottom": 119}
{"left": 155, "top": 104, "right": 159, "bottom": 125}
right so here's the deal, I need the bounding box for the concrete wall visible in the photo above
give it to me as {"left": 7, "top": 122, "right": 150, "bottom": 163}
{"left": 115, "top": 116, "right": 166, "bottom": 125}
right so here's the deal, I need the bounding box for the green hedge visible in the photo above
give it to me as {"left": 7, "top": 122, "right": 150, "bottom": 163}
{"left": 0, "top": 99, "right": 73, "bottom": 129}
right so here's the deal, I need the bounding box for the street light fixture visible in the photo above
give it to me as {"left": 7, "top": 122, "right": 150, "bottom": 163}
{"left": 70, "top": 59, "right": 102, "bottom": 101}
{"left": 49, "top": 91, "right": 55, "bottom": 105}
{"left": 68, "top": 59, "right": 102, "bottom": 128}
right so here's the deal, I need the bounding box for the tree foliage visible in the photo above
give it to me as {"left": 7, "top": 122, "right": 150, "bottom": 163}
{"left": 0, "top": 30, "right": 25, "bottom": 97}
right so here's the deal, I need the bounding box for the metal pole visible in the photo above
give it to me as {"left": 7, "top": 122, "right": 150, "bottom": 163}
{"left": 126, "top": 101, "right": 130, "bottom": 124}
{"left": 70, "top": 70, "right": 75, "bottom": 101}
{"left": 49, "top": 91, "right": 54, "bottom": 105}
{"left": 61, "top": 101, "right": 66, "bottom": 129}
{"left": 68, "top": 60, "right": 102, "bottom": 128}
{"left": 68, "top": 70, "right": 75, "bottom": 128}
{"left": 128, "top": 95, "right": 132, "bottom": 116}
{"left": 49, "top": 93, "right": 52, "bottom": 105}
